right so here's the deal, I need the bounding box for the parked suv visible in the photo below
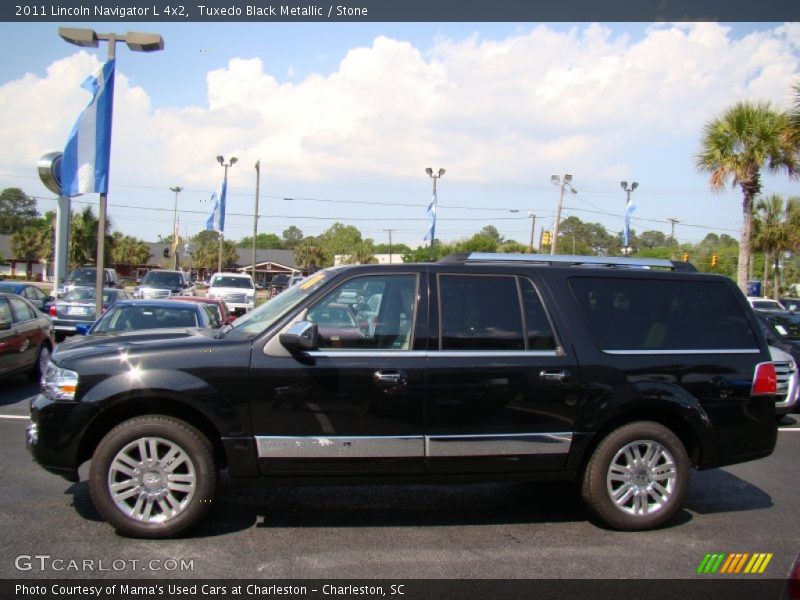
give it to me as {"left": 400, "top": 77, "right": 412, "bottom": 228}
{"left": 207, "top": 272, "right": 256, "bottom": 315}
{"left": 28, "top": 254, "right": 779, "bottom": 538}
{"left": 135, "top": 269, "right": 195, "bottom": 299}
{"left": 61, "top": 267, "right": 120, "bottom": 293}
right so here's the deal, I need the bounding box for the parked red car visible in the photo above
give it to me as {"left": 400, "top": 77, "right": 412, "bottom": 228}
{"left": 170, "top": 295, "right": 235, "bottom": 326}
{"left": 0, "top": 293, "right": 53, "bottom": 381}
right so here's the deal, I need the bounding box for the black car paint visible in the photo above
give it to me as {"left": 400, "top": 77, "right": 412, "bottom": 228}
{"left": 29, "top": 262, "right": 777, "bottom": 484}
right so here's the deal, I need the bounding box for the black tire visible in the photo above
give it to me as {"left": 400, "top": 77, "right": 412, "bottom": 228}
{"left": 581, "top": 421, "right": 690, "bottom": 531}
{"left": 27, "top": 342, "right": 51, "bottom": 382}
{"left": 89, "top": 415, "right": 216, "bottom": 538}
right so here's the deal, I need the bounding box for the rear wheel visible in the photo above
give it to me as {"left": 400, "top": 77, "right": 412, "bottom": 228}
{"left": 581, "top": 421, "right": 690, "bottom": 530}
{"left": 89, "top": 415, "right": 216, "bottom": 538}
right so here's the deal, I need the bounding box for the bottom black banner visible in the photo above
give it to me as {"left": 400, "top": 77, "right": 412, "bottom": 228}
{"left": 0, "top": 579, "right": 793, "bottom": 600}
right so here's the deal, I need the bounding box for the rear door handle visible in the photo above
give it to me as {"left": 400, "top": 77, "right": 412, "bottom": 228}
{"left": 373, "top": 370, "right": 407, "bottom": 387}
{"left": 539, "top": 369, "right": 571, "bottom": 383}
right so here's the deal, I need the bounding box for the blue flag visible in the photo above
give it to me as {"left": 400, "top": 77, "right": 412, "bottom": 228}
{"left": 61, "top": 59, "right": 116, "bottom": 197}
{"left": 423, "top": 190, "right": 437, "bottom": 243}
{"left": 623, "top": 196, "right": 637, "bottom": 247}
{"left": 206, "top": 180, "right": 227, "bottom": 233}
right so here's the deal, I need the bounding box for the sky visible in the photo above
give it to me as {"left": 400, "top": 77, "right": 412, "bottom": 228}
{"left": 0, "top": 21, "right": 799, "bottom": 250}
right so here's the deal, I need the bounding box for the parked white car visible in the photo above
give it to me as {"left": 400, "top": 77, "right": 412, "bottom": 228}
{"left": 206, "top": 272, "right": 256, "bottom": 315}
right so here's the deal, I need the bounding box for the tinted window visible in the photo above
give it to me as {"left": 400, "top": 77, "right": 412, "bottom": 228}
{"left": 9, "top": 297, "right": 35, "bottom": 322}
{"left": 142, "top": 271, "right": 184, "bottom": 286}
{"left": 520, "top": 278, "right": 557, "bottom": 350}
{"left": 569, "top": 277, "right": 759, "bottom": 351}
{"left": 439, "top": 275, "right": 524, "bottom": 351}
{"left": 308, "top": 274, "right": 417, "bottom": 350}
{"left": 0, "top": 299, "right": 11, "bottom": 323}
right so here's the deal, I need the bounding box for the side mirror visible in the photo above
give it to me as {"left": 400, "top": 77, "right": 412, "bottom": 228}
{"left": 75, "top": 323, "right": 92, "bottom": 336}
{"left": 279, "top": 321, "right": 319, "bottom": 353}
{"left": 0, "top": 321, "right": 11, "bottom": 331}
{"left": 46, "top": 296, "right": 55, "bottom": 302}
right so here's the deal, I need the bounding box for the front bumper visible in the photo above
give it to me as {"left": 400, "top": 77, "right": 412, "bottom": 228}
{"left": 27, "top": 393, "right": 99, "bottom": 482}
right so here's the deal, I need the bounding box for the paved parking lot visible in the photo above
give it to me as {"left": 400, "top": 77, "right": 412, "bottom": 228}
{"left": 1, "top": 376, "right": 798, "bottom": 581}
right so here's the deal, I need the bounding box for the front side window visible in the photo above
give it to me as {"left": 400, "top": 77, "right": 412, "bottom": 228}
{"left": 307, "top": 274, "right": 417, "bottom": 350}
{"left": 569, "top": 277, "right": 759, "bottom": 351}
{"left": 439, "top": 274, "right": 524, "bottom": 351}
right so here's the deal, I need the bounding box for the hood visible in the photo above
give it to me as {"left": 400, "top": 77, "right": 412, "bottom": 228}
{"left": 53, "top": 327, "right": 218, "bottom": 363}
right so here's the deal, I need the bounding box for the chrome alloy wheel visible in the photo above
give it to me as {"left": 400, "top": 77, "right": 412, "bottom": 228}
{"left": 606, "top": 440, "right": 677, "bottom": 516}
{"left": 107, "top": 437, "right": 196, "bottom": 523}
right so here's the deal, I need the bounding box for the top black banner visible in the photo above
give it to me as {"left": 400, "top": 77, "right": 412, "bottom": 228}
{"left": 3, "top": 0, "right": 799, "bottom": 23}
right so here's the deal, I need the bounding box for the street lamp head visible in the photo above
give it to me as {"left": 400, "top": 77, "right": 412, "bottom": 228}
{"left": 551, "top": 175, "right": 560, "bottom": 185}
{"left": 216, "top": 156, "right": 224, "bottom": 165}
{"left": 170, "top": 186, "right": 183, "bottom": 193}
{"left": 570, "top": 186, "right": 578, "bottom": 194}
{"left": 125, "top": 31, "right": 165, "bottom": 53}
{"left": 620, "top": 181, "right": 628, "bottom": 190}
{"left": 564, "top": 174, "right": 573, "bottom": 183}
{"left": 631, "top": 182, "right": 639, "bottom": 191}
{"left": 59, "top": 27, "right": 99, "bottom": 48}
{"left": 437, "top": 168, "right": 446, "bottom": 177}
{"left": 425, "top": 167, "right": 433, "bottom": 176}
{"left": 230, "top": 157, "right": 238, "bottom": 166}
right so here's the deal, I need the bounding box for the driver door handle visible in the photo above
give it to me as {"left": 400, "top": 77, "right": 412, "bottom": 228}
{"left": 373, "top": 370, "right": 407, "bottom": 388}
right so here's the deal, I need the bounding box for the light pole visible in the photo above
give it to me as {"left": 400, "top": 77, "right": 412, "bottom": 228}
{"left": 550, "top": 174, "right": 577, "bottom": 255}
{"left": 252, "top": 160, "right": 260, "bottom": 284}
{"left": 620, "top": 181, "right": 638, "bottom": 255}
{"left": 169, "top": 186, "right": 183, "bottom": 270}
{"left": 425, "top": 167, "right": 445, "bottom": 260}
{"left": 216, "top": 155, "right": 237, "bottom": 273}
{"left": 59, "top": 27, "right": 163, "bottom": 318}
{"left": 527, "top": 213, "right": 537, "bottom": 253}
{"left": 383, "top": 229, "right": 395, "bottom": 264}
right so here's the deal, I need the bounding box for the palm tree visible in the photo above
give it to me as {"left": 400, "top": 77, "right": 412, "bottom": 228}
{"left": 696, "top": 101, "right": 798, "bottom": 292}
{"left": 345, "top": 242, "right": 378, "bottom": 265}
{"left": 294, "top": 242, "right": 328, "bottom": 273}
{"left": 752, "top": 195, "right": 800, "bottom": 298}
{"left": 69, "top": 206, "right": 113, "bottom": 268}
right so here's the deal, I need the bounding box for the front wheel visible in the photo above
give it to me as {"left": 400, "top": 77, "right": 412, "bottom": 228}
{"left": 89, "top": 415, "right": 216, "bottom": 538}
{"left": 581, "top": 421, "right": 690, "bottom": 531}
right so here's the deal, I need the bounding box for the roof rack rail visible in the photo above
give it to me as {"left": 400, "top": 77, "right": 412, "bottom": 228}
{"left": 438, "top": 252, "right": 697, "bottom": 272}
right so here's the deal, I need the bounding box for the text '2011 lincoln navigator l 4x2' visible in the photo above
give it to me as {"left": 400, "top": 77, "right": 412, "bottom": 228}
{"left": 28, "top": 254, "right": 779, "bottom": 538}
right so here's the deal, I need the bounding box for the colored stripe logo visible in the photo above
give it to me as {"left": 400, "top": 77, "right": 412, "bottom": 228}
{"left": 697, "top": 553, "right": 773, "bottom": 574}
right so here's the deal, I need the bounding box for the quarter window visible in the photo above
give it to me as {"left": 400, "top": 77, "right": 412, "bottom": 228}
{"left": 307, "top": 274, "right": 417, "bottom": 350}
{"left": 439, "top": 275, "right": 525, "bottom": 351}
{"left": 569, "top": 277, "right": 759, "bottom": 351}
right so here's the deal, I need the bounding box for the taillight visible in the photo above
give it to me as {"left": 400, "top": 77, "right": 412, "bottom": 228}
{"left": 752, "top": 361, "right": 777, "bottom": 396}
{"left": 49, "top": 305, "right": 56, "bottom": 317}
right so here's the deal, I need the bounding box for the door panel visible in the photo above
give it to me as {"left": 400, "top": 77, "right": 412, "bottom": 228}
{"left": 249, "top": 272, "right": 427, "bottom": 475}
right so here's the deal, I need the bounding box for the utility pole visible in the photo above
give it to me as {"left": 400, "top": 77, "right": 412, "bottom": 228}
{"left": 252, "top": 160, "right": 260, "bottom": 283}
{"left": 527, "top": 213, "right": 536, "bottom": 253}
{"left": 550, "top": 174, "right": 577, "bottom": 255}
{"left": 383, "top": 229, "right": 395, "bottom": 264}
{"left": 667, "top": 218, "right": 679, "bottom": 260}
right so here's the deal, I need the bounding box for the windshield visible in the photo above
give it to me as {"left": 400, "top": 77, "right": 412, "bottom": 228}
{"left": 226, "top": 269, "right": 335, "bottom": 338}
{"left": 211, "top": 276, "right": 254, "bottom": 289}
{"left": 766, "top": 314, "right": 800, "bottom": 341}
{"left": 62, "top": 289, "right": 113, "bottom": 303}
{"left": 66, "top": 268, "right": 95, "bottom": 283}
{"left": 93, "top": 305, "right": 199, "bottom": 333}
{"left": 0, "top": 283, "right": 21, "bottom": 293}
{"left": 142, "top": 271, "right": 183, "bottom": 286}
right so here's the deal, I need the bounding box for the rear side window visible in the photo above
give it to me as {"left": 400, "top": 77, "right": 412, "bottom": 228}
{"left": 8, "top": 297, "right": 35, "bottom": 322}
{"left": 439, "top": 275, "right": 525, "bottom": 350}
{"left": 569, "top": 277, "right": 759, "bottom": 351}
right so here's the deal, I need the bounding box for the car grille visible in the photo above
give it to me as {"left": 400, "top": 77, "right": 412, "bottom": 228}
{"left": 141, "top": 288, "right": 171, "bottom": 299}
{"left": 774, "top": 360, "right": 793, "bottom": 396}
{"left": 224, "top": 294, "right": 246, "bottom": 303}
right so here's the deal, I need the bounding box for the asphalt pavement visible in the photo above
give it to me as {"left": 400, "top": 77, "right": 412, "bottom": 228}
{"left": 1, "top": 376, "right": 798, "bottom": 581}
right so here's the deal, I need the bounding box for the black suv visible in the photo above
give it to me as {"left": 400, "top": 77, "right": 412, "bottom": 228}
{"left": 28, "top": 254, "right": 779, "bottom": 538}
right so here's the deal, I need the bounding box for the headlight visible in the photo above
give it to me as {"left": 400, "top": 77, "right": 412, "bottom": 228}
{"left": 41, "top": 361, "right": 79, "bottom": 401}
